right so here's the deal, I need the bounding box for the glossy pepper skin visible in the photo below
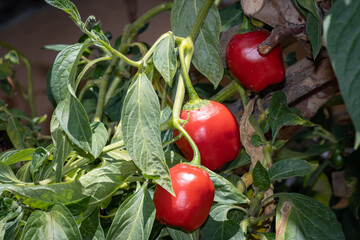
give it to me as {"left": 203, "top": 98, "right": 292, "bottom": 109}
{"left": 226, "top": 30, "right": 285, "bottom": 91}
{"left": 174, "top": 101, "right": 241, "bottom": 171}
{"left": 153, "top": 163, "right": 215, "bottom": 231}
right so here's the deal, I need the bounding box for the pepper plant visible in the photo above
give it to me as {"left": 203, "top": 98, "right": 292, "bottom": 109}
{"left": 1, "top": 0, "right": 359, "bottom": 239}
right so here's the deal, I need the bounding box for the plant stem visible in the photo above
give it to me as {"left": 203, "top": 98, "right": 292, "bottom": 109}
{"left": 229, "top": 205, "right": 249, "bottom": 215}
{"left": 161, "top": 82, "right": 169, "bottom": 109}
{"left": 78, "top": 79, "right": 100, "bottom": 101}
{"left": 94, "top": 59, "right": 119, "bottom": 122}
{"left": 172, "top": 118, "right": 201, "bottom": 165}
{"left": 39, "top": 157, "right": 92, "bottom": 185}
{"left": 188, "top": 0, "right": 215, "bottom": 42}
{"left": 235, "top": 79, "right": 249, "bottom": 107}
{"left": 162, "top": 134, "right": 182, "bottom": 149}
{"left": 140, "top": 31, "right": 173, "bottom": 66}
{"left": 179, "top": 38, "right": 200, "bottom": 103}
{"left": 172, "top": 75, "right": 186, "bottom": 119}
{"left": 248, "top": 192, "right": 264, "bottom": 216}
{"left": 102, "top": 140, "right": 125, "bottom": 153}
{"left": 104, "top": 62, "right": 127, "bottom": 106}
{"left": 241, "top": 211, "right": 276, "bottom": 234}
{"left": 210, "top": 80, "right": 238, "bottom": 103}
{"left": 75, "top": 56, "right": 112, "bottom": 90}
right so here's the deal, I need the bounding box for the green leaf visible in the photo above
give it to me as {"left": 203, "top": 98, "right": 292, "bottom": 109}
{"left": 90, "top": 122, "right": 108, "bottom": 159}
{"left": 51, "top": 114, "right": 72, "bottom": 183}
{"left": 204, "top": 168, "right": 248, "bottom": 204}
{"left": 292, "top": 0, "right": 322, "bottom": 59}
{"left": 50, "top": 41, "right": 91, "bottom": 103}
{"left": 269, "top": 91, "right": 313, "bottom": 139}
{"left": 80, "top": 209, "right": 105, "bottom": 240}
{"left": 0, "top": 149, "right": 35, "bottom": 165}
{"left": 166, "top": 228, "right": 199, "bottom": 240}
{"left": 44, "top": 0, "right": 81, "bottom": 23}
{"left": 294, "top": 0, "right": 321, "bottom": 22}
{"left": 275, "top": 193, "right": 345, "bottom": 240}
{"left": 55, "top": 94, "right": 93, "bottom": 157}
{"left": 201, "top": 204, "right": 245, "bottom": 240}
{"left": 251, "top": 134, "right": 262, "bottom": 147}
{"left": 309, "top": 173, "right": 332, "bottom": 207}
{"left": 153, "top": 34, "right": 177, "bottom": 86}
{"left": 2, "top": 210, "right": 23, "bottom": 240}
{"left": 252, "top": 161, "right": 270, "bottom": 191}
{"left": 0, "top": 63, "right": 12, "bottom": 79}
{"left": 1, "top": 180, "right": 89, "bottom": 210}
{"left": 219, "top": 1, "right": 242, "bottom": 32}
{"left": 20, "top": 204, "right": 82, "bottom": 240}
{"left": 324, "top": 0, "right": 360, "bottom": 144}
{"left": 0, "top": 162, "right": 22, "bottom": 184}
{"left": 6, "top": 116, "right": 27, "bottom": 149}
{"left": 79, "top": 161, "right": 137, "bottom": 218}
{"left": 268, "top": 158, "right": 313, "bottom": 181}
{"left": 121, "top": 72, "right": 173, "bottom": 195}
{"left": 306, "top": 12, "right": 322, "bottom": 59}
{"left": 29, "top": 147, "right": 50, "bottom": 181}
{"left": 223, "top": 151, "right": 251, "bottom": 173}
{"left": 171, "top": 0, "right": 223, "bottom": 87}
{"left": 106, "top": 183, "right": 155, "bottom": 240}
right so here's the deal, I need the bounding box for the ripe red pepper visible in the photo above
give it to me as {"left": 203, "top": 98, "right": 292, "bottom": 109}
{"left": 174, "top": 101, "right": 241, "bottom": 171}
{"left": 153, "top": 163, "right": 215, "bottom": 231}
{"left": 226, "top": 30, "right": 285, "bottom": 91}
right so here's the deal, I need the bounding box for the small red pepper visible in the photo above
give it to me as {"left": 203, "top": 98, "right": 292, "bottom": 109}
{"left": 226, "top": 30, "right": 285, "bottom": 91}
{"left": 153, "top": 163, "right": 215, "bottom": 231}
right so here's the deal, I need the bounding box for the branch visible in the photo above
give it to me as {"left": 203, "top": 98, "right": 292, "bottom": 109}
{"left": 258, "top": 24, "right": 305, "bottom": 55}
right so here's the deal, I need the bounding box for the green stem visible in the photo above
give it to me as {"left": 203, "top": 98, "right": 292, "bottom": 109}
{"left": 263, "top": 142, "right": 273, "bottom": 168}
{"left": 229, "top": 205, "right": 249, "bottom": 215}
{"left": 248, "top": 192, "right": 264, "bottom": 216}
{"left": 0, "top": 41, "right": 37, "bottom": 118}
{"left": 161, "top": 82, "right": 169, "bottom": 109}
{"left": 83, "top": 29, "right": 140, "bottom": 67}
{"left": 104, "top": 62, "right": 127, "bottom": 106}
{"left": 93, "top": 59, "right": 119, "bottom": 122}
{"left": 140, "top": 31, "right": 173, "bottom": 66}
{"left": 235, "top": 79, "right": 249, "bottom": 107}
{"left": 188, "top": 0, "right": 215, "bottom": 42}
{"left": 75, "top": 56, "right": 112, "bottom": 90}
{"left": 241, "top": 212, "right": 276, "bottom": 234}
{"left": 249, "top": 115, "right": 272, "bottom": 167}
{"left": 172, "top": 118, "right": 201, "bottom": 165}
{"left": 40, "top": 157, "right": 92, "bottom": 185}
{"left": 179, "top": 38, "right": 200, "bottom": 103}
{"left": 78, "top": 79, "right": 99, "bottom": 101}
{"left": 249, "top": 116, "right": 266, "bottom": 143}
{"left": 257, "top": 109, "right": 269, "bottom": 126}
{"left": 162, "top": 134, "right": 182, "bottom": 149}
{"left": 210, "top": 80, "right": 238, "bottom": 103}
{"left": 172, "top": 74, "right": 186, "bottom": 119}
{"left": 315, "top": 125, "right": 337, "bottom": 143}
{"left": 102, "top": 140, "right": 125, "bottom": 153}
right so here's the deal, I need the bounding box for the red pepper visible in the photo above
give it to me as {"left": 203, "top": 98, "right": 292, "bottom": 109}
{"left": 174, "top": 101, "right": 241, "bottom": 171}
{"left": 226, "top": 30, "right": 285, "bottom": 91}
{"left": 153, "top": 163, "right": 215, "bottom": 231}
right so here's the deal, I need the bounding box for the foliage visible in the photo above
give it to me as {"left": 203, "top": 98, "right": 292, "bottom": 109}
{"left": 1, "top": 0, "right": 359, "bottom": 239}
